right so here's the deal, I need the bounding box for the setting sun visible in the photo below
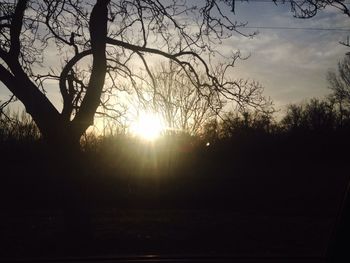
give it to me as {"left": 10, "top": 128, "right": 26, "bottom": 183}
{"left": 130, "top": 112, "right": 165, "bottom": 141}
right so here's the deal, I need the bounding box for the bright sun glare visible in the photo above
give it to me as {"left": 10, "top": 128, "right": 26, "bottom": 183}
{"left": 130, "top": 112, "right": 165, "bottom": 141}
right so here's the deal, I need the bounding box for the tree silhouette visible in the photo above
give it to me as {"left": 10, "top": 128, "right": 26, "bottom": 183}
{"left": 327, "top": 56, "right": 350, "bottom": 127}
{"left": 218, "top": 110, "right": 274, "bottom": 139}
{"left": 133, "top": 62, "right": 270, "bottom": 135}
{"left": 228, "top": 0, "right": 349, "bottom": 18}
{"left": 282, "top": 99, "right": 337, "bottom": 133}
{"left": 0, "top": 0, "right": 270, "bottom": 149}
{"left": 288, "top": 0, "right": 349, "bottom": 18}
{"left": 325, "top": 56, "right": 350, "bottom": 263}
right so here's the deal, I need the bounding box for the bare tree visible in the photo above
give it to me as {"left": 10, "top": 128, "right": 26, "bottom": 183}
{"left": 286, "top": 0, "right": 349, "bottom": 18}
{"left": 219, "top": 109, "right": 275, "bottom": 138}
{"left": 0, "top": 0, "right": 271, "bottom": 150}
{"left": 130, "top": 58, "right": 272, "bottom": 136}
{"left": 0, "top": 109, "right": 40, "bottom": 141}
{"left": 327, "top": 56, "right": 350, "bottom": 126}
{"left": 141, "top": 62, "right": 222, "bottom": 135}
{"left": 225, "top": 0, "right": 349, "bottom": 17}
{"left": 281, "top": 98, "right": 337, "bottom": 132}
{"left": 286, "top": 0, "right": 350, "bottom": 52}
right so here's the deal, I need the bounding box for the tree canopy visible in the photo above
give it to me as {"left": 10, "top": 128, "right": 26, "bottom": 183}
{"left": 0, "top": 0, "right": 348, "bottom": 147}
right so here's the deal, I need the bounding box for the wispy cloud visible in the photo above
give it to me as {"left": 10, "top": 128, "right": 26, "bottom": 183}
{"left": 222, "top": 3, "right": 349, "bottom": 108}
{"left": 1, "top": 2, "right": 348, "bottom": 113}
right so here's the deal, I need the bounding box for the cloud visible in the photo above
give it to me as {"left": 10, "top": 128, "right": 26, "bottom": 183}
{"left": 219, "top": 3, "right": 349, "bottom": 109}
{"left": 1, "top": 2, "right": 348, "bottom": 115}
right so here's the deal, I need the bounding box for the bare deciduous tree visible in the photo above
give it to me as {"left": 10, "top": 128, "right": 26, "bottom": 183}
{"left": 281, "top": 98, "right": 337, "bottom": 132}
{"left": 141, "top": 63, "right": 220, "bottom": 135}
{"left": 1, "top": 0, "right": 348, "bottom": 149}
{"left": 327, "top": 56, "right": 350, "bottom": 126}
{"left": 0, "top": 0, "right": 269, "bottom": 149}
{"left": 287, "top": 0, "right": 349, "bottom": 18}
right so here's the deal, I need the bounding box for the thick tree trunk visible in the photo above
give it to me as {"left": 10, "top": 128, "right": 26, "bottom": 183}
{"left": 42, "top": 122, "right": 82, "bottom": 152}
{"left": 47, "top": 134, "right": 93, "bottom": 247}
{"left": 0, "top": 1, "right": 111, "bottom": 246}
{"left": 1, "top": 0, "right": 110, "bottom": 243}
{"left": 72, "top": 0, "right": 109, "bottom": 134}
{"left": 35, "top": 122, "right": 93, "bottom": 244}
{"left": 29, "top": 1, "right": 111, "bottom": 240}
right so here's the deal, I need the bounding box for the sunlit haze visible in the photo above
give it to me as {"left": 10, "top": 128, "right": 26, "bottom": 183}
{"left": 130, "top": 112, "right": 165, "bottom": 141}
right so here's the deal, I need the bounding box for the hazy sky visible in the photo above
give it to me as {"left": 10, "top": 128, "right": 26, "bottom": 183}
{"left": 224, "top": 1, "right": 350, "bottom": 110}
{"left": 0, "top": 1, "right": 349, "bottom": 115}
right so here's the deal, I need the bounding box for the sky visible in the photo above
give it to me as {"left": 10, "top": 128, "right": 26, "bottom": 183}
{"left": 0, "top": 1, "right": 349, "bottom": 118}
{"left": 223, "top": 1, "right": 350, "bottom": 111}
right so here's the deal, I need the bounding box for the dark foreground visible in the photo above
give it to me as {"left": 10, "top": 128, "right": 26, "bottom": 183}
{"left": 0, "top": 209, "right": 333, "bottom": 262}
{"left": 1, "top": 130, "right": 349, "bottom": 262}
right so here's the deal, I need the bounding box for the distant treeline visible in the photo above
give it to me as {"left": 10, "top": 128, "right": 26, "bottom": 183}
{"left": 0, "top": 57, "right": 349, "bottom": 214}
{"left": 1, "top": 95, "right": 349, "bottom": 144}
{"left": 1, "top": 96, "right": 349, "bottom": 214}
{"left": 1, "top": 56, "right": 350, "bottom": 144}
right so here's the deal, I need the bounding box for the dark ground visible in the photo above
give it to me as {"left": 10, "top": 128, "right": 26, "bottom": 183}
{"left": 0, "top": 133, "right": 349, "bottom": 261}
{"left": 0, "top": 209, "right": 334, "bottom": 261}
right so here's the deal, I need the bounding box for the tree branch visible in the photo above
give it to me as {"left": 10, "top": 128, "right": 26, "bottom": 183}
{"left": 9, "top": 0, "right": 28, "bottom": 58}
{"left": 59, "top": 49, "right": 93, "bottom": 120}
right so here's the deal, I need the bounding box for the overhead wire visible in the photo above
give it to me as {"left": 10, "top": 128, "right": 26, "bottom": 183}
{"left": 230, "top": 0, "right": 350, "bottom": 32}
{"left": 243, "top": 26, "right": 350, "bottom": 31}
{"left": 236, "top": 0, "right": 350, "bottom": 3}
